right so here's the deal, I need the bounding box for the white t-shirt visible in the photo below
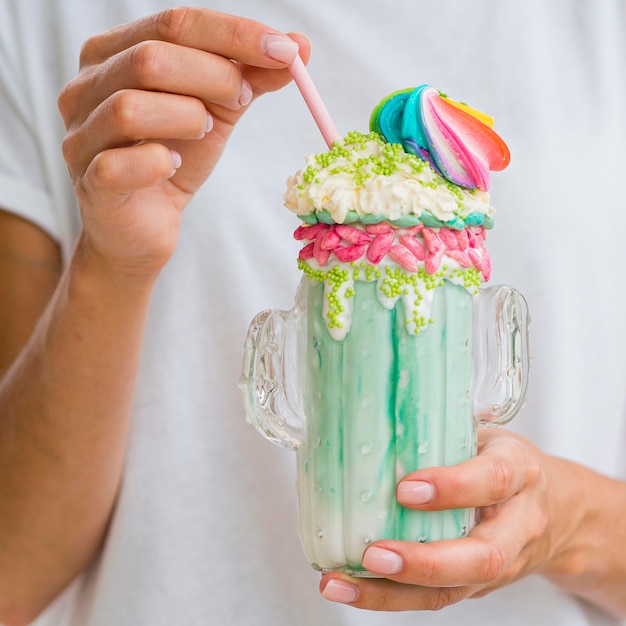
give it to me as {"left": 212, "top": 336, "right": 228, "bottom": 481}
{"left": 1, "top": 1, "right": 624, "bottom": 625}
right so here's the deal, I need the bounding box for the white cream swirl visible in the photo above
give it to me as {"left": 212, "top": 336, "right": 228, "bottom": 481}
{"left": 283, "top": 132, "right": 493, "bottom": 224}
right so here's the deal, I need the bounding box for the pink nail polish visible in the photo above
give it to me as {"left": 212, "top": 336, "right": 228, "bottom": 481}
{"left": 169, "top": 150, "right": 182, "bottom": 170}
{"left": 205, "top": 112, "right": 214, "bottom": 134}
{"left": 238, "top": 79, "right": 253, "bottom": 107}
{"left": 362, "top": 547, "right": 403, "bottom": 575}
{"left": 397, "top": 480, "right": 435, "bottom": 505}
{"left": 321, "top": 579, "right": 359, "bottom": 604}
{"left": 261, "top": 33, "right": 299, "bottom": 64}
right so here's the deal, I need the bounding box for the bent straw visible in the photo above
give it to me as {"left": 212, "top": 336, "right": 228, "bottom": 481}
{"left": 289, "top": 55, "right": 341, "bottom": 148}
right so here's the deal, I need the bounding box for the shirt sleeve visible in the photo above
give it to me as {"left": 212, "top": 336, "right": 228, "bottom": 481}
{"left": 0, "top": 11, "right": 61, "bottom": 241}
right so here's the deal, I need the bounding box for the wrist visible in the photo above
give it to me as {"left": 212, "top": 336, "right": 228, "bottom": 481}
{"left": 72, "top": 230, "right": 164, "bottom": 287}
{"left": 540, "top": 457, "right": 595, "bottom": 577}
{"left": 57, "top": 232, "right": 161, "bottom": 331}
{"left": 541, "top": 456, "right": 626, "bottom": 609}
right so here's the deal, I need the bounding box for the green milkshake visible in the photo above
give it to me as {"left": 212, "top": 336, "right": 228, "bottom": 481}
{"left": 296, "top": 277, "right": 476, "bottom": 573}
{"left": 242, "top": 88, "right": 529, "bottom": 575}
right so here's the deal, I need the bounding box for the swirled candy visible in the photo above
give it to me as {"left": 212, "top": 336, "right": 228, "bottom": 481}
{"left": 370, "top": 86, "right": 510, "bottom": 191}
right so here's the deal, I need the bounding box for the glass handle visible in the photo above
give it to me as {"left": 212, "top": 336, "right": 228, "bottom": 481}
{"left": 473, "top": 285, "right": 531, "bottom": 426}
{"left": 240, "top": 308, "right": 305, "bottom": 450}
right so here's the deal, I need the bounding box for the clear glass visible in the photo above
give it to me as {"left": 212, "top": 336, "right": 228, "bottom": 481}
{"left": 240, "top": 278, "right": 530, "bottom": 575}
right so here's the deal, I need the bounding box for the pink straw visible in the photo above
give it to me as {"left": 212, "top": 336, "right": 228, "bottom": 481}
{"left": 289, "top": 55, "right": 340, "bottom": 148}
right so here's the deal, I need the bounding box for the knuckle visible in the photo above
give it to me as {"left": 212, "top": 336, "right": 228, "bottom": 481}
{"left": 202, "top": 60, "right": 241, "bottom": 104}
{"left": 154, "top": 6, "right": 193, "bottom": 42}
{"left": 107, "top": 90, "right": 142, "bottom": 137}
{"left": 57, "top": 85, "right": 72, "bottom": 122}
{"left": 444, "top": 472, "right": 469, "bottom": 498}
{"left": 226, "top": 18, "right": 255, "bottom": 51}
{"left": 90, "top": 152, "right": 119, "bottom": 189}
{"left": 500, "top": 555, "right": 525, "bottom": 584}
{"left": 480, "top": 543, "right": 509, "bottom": 583}
{"left": 216, "top": 61, "right": 241, "bottom": 99}
{"left": 417, "top": 552, "right": 439, "bottom": 586}
{"left": 60, "top": 132, "right": 78, "bottom": 168}
{"left": 426, "top": 587, "right": 465, "bottom": 611}
{"left": 129, "top": 40, "right": 169, "bottom": 85}
{"left": 57, "top": 77, "right": 81, "bottom": 123}
{"left": 79, "top": 33, "right": 105, "bottom": 66}
{"left": 368, "top": 590, "right": 392, "bottom": 612}
{"left": 489, "top": 456, "right": 516, "bottom": 501}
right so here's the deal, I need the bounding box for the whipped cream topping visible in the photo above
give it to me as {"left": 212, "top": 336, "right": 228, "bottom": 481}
{"left": 283, "top": 132, "right": 494, "bottom": 226}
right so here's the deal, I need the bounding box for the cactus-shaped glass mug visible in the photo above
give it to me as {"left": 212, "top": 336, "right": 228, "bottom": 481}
{"left": 240, "top": 267, "right": 530, "bottom": 576}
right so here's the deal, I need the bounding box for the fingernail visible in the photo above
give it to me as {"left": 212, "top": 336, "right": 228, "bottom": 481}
{"left": 397, "top": 480, "right": 435, "bottom": 505}
{"left": 362, "top": 547, "right": 403, "bottom": 575}
{"left": 169, "top": 150, "right": 182, "bottom": 176}
{"left": 261, "top": 33, "right": 299, "bottom": 64}
{"left": 205, "top": 112, "right": 214, "bottom": 134}
{"left": 238, "top": 79, "right": 253, "bottom": 106}
{"left": 321, "top": 579, "right": 359, "bottom": 604}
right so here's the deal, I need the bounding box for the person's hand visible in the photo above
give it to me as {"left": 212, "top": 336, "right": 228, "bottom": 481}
{"left": 319, "top": 428, "right": 583, "bottom": 611}
{"left": 58, "top": 7, "right": 309, "bottom": 277}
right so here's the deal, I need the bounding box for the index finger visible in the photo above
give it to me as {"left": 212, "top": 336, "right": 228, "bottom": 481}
{"left": 397, "top": 433, "right": 542, "bottom": 511}
{"left": 81, "top": 7, "right": 298, "bottom": 68}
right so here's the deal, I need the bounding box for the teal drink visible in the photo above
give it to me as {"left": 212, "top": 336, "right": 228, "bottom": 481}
{"left": 241, "top": 127, "right": 529, "bottom": 576}
{"left": 298, "top": 279, "right": 475, "bottom": 573}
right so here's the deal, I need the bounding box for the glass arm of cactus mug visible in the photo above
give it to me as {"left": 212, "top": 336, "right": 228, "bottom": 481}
{"left": 473, "top": 284, "right": 531, "bottom": 426}
{"left": 241, "top": 282, "right": 531, "bottom": 448}
{"left": 240, "top": 303, "right": 307, "bottom": 450}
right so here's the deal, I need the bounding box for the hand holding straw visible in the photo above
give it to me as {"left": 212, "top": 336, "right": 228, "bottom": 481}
{"left": 289, "top": 55, "right": 340, "bottom": 148}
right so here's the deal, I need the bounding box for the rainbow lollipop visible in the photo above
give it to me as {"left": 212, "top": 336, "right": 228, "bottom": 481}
{"left": 370, "top": 85, "right": 510, "bottom": 191}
